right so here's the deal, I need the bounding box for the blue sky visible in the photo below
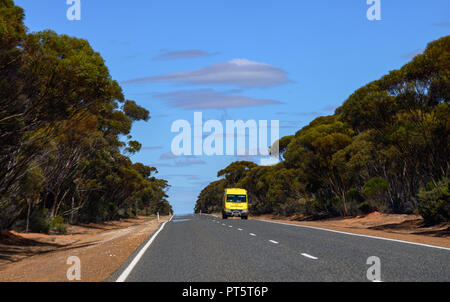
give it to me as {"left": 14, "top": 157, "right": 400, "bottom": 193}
{"left": 15, "top": 0, "right": 449, "bottom": 214}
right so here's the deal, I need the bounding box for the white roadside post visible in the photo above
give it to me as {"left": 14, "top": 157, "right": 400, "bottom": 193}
{"left": 157, "top": 212, "right": 160, "bottom": 222}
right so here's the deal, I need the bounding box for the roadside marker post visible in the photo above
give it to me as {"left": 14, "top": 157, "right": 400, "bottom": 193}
{"left": 157, "top": 212, "right": 160, "bottom": 222}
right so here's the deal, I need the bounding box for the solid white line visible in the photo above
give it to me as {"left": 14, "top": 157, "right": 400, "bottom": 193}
{"left": 301, "top": 253, "right": 318, "bottom": 260}
{"left": 249, "top": 233, "right": 256, "bottom": 236}
{"left": 269, "top": 240, "right": 279, "bottom": 244}
{"left": 116, "top": 215, "right": 173, "bottom": 282}
{"left": 255, "top": 219, "right": 450, "bottom": 251}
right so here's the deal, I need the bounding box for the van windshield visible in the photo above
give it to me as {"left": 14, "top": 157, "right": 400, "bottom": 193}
{"left": 226, "top": 194, "right": 247, "bottom": 203}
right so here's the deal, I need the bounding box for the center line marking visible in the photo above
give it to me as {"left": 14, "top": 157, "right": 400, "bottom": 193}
{"left": 269, "top": 240, "right": 279, "bottom": 244}
{"left": 249, "top": 233, "right": 256, "bottom": 236}
{"left": 301, "top": 253, "right": 318, "bottom": 260}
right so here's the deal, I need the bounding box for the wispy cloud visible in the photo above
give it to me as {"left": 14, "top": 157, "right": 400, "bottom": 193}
{"left": 403, "top": 49, "right": 423, "bottom": 59}
{"left": 174, "top": 159, "right": 207, "bottom": 167}
{"left": 141, "top": 146, "right": 164, "bottom": 151}
{"left": 160, "top": 152, "right": 199, "bottom": 160}
{"left": 322, "top": 105, "right": 338, "bottom": 112}
{"left": 277, "top": 111, "right": 321, "bottom": 117}
{"left": 149, "top": 162, "right": 173, "bottom": 168}
{"left": 163, "top": 174, "right": 202, "bottom": 180}
{"left": 154, "top": 89, "right": 282, "bottom": 110}
{"left": 109, "top": 40, "right": 131, "bottom": 46}
{"left": 150, "top": 159, "right": 206, "bottom": 167}
{"left": 279, "top": 120, "right": 303, "bottom": 129}
{"left": 152, "top": 49, "right": 219, "bottom": 61}
{"left": 124, "top": 58, "right": 291, "bottom": 88}
{"left": 276, "top": 105, "right": 338, "bottom": 117}
{"left": 160, "top": 152, "right": 178, "bottom": 160}
{"left": 433, "top": 22, "right": 450, "bottom": 27}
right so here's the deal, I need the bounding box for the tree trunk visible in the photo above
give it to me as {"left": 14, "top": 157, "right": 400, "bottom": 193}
{"left": 26, "top": 198, "right": 31, "bottom": 233}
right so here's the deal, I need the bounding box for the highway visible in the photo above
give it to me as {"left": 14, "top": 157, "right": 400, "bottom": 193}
{"left": 113, "top": 214, "right": 450, "bottom": 282}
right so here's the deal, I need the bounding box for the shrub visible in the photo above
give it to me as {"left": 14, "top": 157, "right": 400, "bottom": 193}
{"left": 418, "top": 178, "right": 450, "bottom": 225}
{"left": 107, "top": 202, "right": 120, "bottom": 220}
{"left": 29, "top": 208, "right": 51, "bottom": 234}
{"left": 358, "top": 201, "right": 374, "bottom": 214}
{"left": 362, "top": 177, "right": 389, "bottom": 211}
{"left": 347, "top": 188, "right": 365, "bottom": 203}
{"left": 276, "top": 199, "right": 304, "bottom": 216}
{"left": 53, "top": 222, "right": 67, "bottom": 234}
{"left": 50, "top": 216, "right": 67, "bottom": 234}
{"left": 363, "top": 177, "right": 389, "bottom": 197}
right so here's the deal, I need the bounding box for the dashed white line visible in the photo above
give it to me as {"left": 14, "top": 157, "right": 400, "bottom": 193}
{"left": 249, "top": 233, "right": 256, "bottom": 236}
{"left": 269, "top": 240, "right": 279, "bottom": 244}
{"left": 256, "top": 219, "right": 450, "bottom": 251}
{"left": 301, "top": 253, "right": 318, "bottom": 260}
{"left": 229, "top": 225, "right": 233, "bottom": 228}
{"left": 237, "top": 228, "right": 243, "bottom": 231}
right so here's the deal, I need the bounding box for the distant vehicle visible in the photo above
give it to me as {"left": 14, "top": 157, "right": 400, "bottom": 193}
{"left": 222, "top": 188, "right": 249, "bottom": 220}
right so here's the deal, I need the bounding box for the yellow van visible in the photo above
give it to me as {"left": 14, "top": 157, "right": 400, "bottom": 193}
{"left": 222, "top": 188, "right": 249, "bottom": 220}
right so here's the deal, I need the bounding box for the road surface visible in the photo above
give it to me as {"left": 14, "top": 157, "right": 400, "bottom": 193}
{"left": 112, "top": 214, "right": 450, "bottom": 282}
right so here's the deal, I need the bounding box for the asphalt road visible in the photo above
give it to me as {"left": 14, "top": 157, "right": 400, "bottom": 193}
{"left": 115, "top": 214, "right": 450, "bottom": 282}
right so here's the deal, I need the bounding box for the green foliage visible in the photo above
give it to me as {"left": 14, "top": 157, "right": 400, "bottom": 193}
{"left": 194, "top": 179, "right": 226, "bottom": 213}
{"left": 217, "top": 161, "right": 257, "bottom": 186}
{"left": 29, "top": 208, "right": 51, "bottom": 234}
{"left": 358, "top": 202, "right": 374, "bottom": 215}
{"left": 29, "top": 211, "right": 67, "bottom": 234}
{"left": 195, "top": 35, "right": 450, "bottom": 221}
{"left": 50, "top": 216, "right": 67, "bottom": 234}
{"left": 418, "top": 178, "right": 450, "bottom": 225}
{"left": 0, "top": 1, "right": 172, "bottom": 231}
{"left": 123, "top": 100, "right": 150, "bottom": 122}
{"left": 346, "top": 189, "right": 365, "bottom": 203}
{"left": 362, "top": 177, "right": 389, "bottom": 198}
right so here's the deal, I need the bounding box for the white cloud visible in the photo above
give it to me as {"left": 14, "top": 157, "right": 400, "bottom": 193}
{"left": 153, "top": 89, "right": 281, "bottom": 110}
{"left": 124, "top": 59, "right": 291, "bottom": 88}
{"left": 152, "top": 49, "right": 219, "bottom": 61}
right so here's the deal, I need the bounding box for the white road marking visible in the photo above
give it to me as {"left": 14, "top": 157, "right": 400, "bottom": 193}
{"left": 222, "top": 224, "right": 226, "bottom": 226}
{"left": 237, "top": 228, "right": 243, "bottom": 231}
{"left": 256, "top": 219, "right": 450, "bottom": 251}
{"left": 249, "top": 233, "right": 256, "bottom": 236}
{"left": 301, "top": 253, "right": 318, "bottom": 260}
{"left": 269, "top": 240, "right": 279, "bottom": 244}
{"left": 229, "top": 225, "right": 233, "bottom": 228}
{"left": 116, "top": 215, "right": 174, "bottom": 282}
